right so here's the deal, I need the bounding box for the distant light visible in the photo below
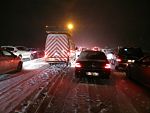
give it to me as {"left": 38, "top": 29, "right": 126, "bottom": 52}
{"left": 116, "top": 58, "right": 121, "bottom": 62}
{"left": 128, "top": 60, "right": 135, "bottom": 63}
{"left": 67, "top": 23, "right": 74, "bottom": 30}
{"left": 107, "top": 53, "right": 113, "bottom": 59}
{"left": 124, "top": 49, "right": 128, "bottom": 51}
{"left": 45, "top": 25, "right": 49, "bottom": 28}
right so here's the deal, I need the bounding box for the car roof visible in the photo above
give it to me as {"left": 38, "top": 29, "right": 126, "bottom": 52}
{"left": 81, "top": 50, "right": 104, "bottom": 53}
{"left": 1, "top": 46, "right": 16, "bottom": 48}
{"left": 15, "top": 46, "right": 26, "bottom": 47}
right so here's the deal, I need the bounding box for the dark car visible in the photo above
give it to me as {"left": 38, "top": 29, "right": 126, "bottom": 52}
{"left": 75, "top": 50, "right": 111, "bottom": 79}
{"left": 126, "top": 55, "right": 150, "bottom": 87}
{"left": 0, "top": 48, "right": 23, "bottom": 74}
{"left": 115, "top": 47, "right": 144, "bottom": 71}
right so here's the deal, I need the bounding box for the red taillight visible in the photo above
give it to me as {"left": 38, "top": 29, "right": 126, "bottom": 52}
{"left": 104, "top": 63, "right": 111, "bottom": 69}
{"left": 44, "top": 54, "right": 48, "bottom": 58}
{"left": 116, "top": 58, "right": 121, "bottom": 62}
{"left": 75, "top": 63, "right": 81, "bottom": 67}
{"left": 32, "top": 51, "right": 37, "bottom": 54}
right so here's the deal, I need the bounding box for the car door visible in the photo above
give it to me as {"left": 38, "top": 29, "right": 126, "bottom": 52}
{"left": 2, "top": 50, "right": 16, "bottom": 72}
{"left": 0, "top": 50, "right": 11, "bottom": 74}
{"left": 129, "top": 59, "right": 142, "bottom": 81}
{"left": 139, "top": 56, "right": 150, "bottom": 85}
{"left": 0, "top": 50, "right": 6, "bottom": 74}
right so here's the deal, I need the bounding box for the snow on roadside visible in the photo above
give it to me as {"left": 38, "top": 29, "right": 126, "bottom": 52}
{"left": 0, "top": 59, "right": 67, "bottom": 113}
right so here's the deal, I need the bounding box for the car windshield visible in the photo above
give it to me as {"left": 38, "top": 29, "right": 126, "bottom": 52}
{"left": 79, "top": 51, "right": 107, "bottom": 60}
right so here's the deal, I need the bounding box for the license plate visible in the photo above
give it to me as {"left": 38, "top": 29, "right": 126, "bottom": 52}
{"left": 49, "top": 58, "right": 55, "bottom": 61}
{"left": 86, "top": 72, "right": 99, "bottom": 76}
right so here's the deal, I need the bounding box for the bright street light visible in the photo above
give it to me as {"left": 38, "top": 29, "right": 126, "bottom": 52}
{"left": 67, "top": 23, "right": 74, "bottom": 30}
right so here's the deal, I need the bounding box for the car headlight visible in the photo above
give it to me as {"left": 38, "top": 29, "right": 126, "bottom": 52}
{"left": 127, "top": 60, "right": 135, "bottom": 63}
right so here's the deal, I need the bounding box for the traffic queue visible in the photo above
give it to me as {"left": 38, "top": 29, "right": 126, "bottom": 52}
{"left": 0, "top": 46, "right": 44, "bottom": 75}
{"left": 0, "top": 45, "right": 150, "bottom": 88}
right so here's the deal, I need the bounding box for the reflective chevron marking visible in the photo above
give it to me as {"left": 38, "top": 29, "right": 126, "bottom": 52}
{"left": 45, "top": 34, "right": 69, "bottom": 62}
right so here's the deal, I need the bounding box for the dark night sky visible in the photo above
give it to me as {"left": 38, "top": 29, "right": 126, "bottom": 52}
{"left": 1, "top": 0, "right": 150, "bottom": 51}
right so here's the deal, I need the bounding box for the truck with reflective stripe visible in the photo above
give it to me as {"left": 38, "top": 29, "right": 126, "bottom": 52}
{"left": 44, "top": 32, "right": 76, "bottom": 64}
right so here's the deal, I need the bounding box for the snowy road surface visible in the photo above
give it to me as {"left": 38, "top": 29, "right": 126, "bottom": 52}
{"left": 0, "top": 58, "right": 150, "bottom": 113}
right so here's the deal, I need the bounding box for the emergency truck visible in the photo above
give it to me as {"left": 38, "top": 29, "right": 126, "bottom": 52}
{"left": 44, "top": 30, "right": 76, "bottom": 65}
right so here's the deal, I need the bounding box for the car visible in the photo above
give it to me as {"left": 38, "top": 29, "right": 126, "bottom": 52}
{"left": 0, "top": 48, "right": 23, "bottom": 74}
{"left": 115, "top": 47, "right": 144, "bottom": 71}
{"left": 75, "top": 50, "right": 111, "bottom": 79}
{"left": 126, "top": 55, "right": 150, "bottom": 87}
{"left": 28, "top": 48, "right": 45, "bottom": 59}
{"left": 1, "top": 46, "right": 34, "bottom": 61}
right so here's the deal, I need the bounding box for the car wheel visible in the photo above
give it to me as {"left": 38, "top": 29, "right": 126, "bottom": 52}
{"left": 75, "top": 71, "right": 83, "bottom": 80}
{"left": 30, "top": 54, "right": 34, "bottom": 60}
{"left": 17, "top": 62, "right": 22, "bottom": 72}
{"left": 126, "top": 68, "right": 131, "bottom": 79}
{"left": 18, "top": 54, "right": 22, "bottom": 59}
{"left": 115, "top": 66, "right": 119, "bottom": 71}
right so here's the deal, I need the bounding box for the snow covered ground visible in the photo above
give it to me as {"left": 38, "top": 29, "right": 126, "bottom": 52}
{"left": 0, "top": 58, "right": 150, "bottom": 113}
{"left": 0, "top": 58, "right": 67, "bottom": 113}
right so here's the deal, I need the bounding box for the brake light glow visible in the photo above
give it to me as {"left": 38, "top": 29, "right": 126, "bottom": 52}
{"left": 32, "top": 51, "right": 37, "bottom": 54}
{"left": 116, "top": 58, "right": 121, "bottom": 62}
{"left": 44, "top": 54, "right": 48, "bottom": 58}
{"left": 104, "top": 63, "right": 111, "bottom": 69}
{"left": 75, "top": 63, "right": 81, "bottom": 67}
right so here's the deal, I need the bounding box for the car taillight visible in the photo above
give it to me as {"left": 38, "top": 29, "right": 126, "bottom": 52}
{"left": 75, "top": 63, "right": 81, "bottom": 67}
{"left": 44, "top": 54, "right": 48, "bottom": 58}
{"left": 32, "top": 51, "right": 37, "bottom": 54}
{"left": 104, "top": 63, "right": 111, "bottom": 69}
{"left": 116, "top": 58, "right": 121, "bottom": 62}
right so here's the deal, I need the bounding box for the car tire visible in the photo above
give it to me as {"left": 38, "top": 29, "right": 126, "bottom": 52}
{"left": 126, "top": 67, "right": 131, "bottom": 79}
{"left": 115, "top": 66, "right": 119, "bottom": 71}
{"left": 19, "top": 54, "right": 22, "bottom": 59}
{"left": 30, "top": 54, "right": 34, "bottom": 60}
{"left": 17, "top": 62, "right": 22, "bottom": 72}
{"left": 75, "top": 71, "right": 83, "bottom": 80}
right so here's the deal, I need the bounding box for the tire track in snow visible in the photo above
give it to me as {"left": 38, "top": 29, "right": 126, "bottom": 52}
{"left": 0, "top": 64, "right": 64, "bottom": 113}
{"left": 17, "top": 65, "right": 68, "bottom": 113}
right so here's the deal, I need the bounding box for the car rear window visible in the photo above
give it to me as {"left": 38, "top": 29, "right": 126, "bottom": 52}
{"left": 16, "top": 46, "right": 28, "bottom": 51}
{"left": 3, "top": 47, "right": 14, "bottom": 51}
{"left": 118, "top": 48, "right": 143, "bottom": 58}
{"left": 79, "top": 51, "right": 107, "bottom": 60}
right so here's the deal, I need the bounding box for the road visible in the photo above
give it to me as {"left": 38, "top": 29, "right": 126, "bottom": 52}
{"left": 0, "top": 58, "right": 150, "bottom": 113}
